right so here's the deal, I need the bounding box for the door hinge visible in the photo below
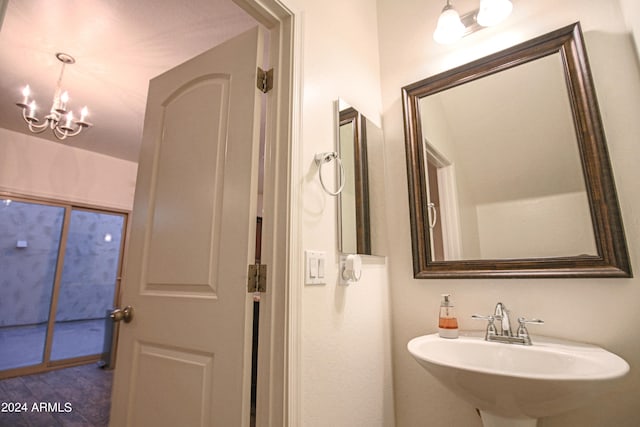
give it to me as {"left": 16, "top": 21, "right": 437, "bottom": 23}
{"left": 248, "top": 264, "right": 267, "bottom": 293}
{"left": 257, "top": 67, "right": 273, "bottom": 94}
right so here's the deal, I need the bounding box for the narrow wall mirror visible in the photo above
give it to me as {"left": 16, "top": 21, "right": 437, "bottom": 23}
{"left": 402, "top": 22, "right": 631, "bottom": 278}
{"left": 336, "top": 99, "right": 371, "bottom": 255}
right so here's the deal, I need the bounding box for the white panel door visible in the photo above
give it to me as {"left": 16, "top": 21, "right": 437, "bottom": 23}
{"left": 110, "top": 27, "right": 264, "bottom": 427}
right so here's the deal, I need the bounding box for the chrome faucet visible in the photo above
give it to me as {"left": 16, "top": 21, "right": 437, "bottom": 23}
{"left": 494, "top": 302, "right": 512, "bottom": 336}
{"left": 472, "top": 302, "right": 544, "bottom": 346}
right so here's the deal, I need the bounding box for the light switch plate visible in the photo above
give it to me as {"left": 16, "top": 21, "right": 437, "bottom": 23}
{"left": 305, "top": 250, "right": 326, "bottom": 285}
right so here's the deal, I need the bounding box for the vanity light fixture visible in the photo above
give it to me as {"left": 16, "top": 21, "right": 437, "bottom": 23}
{"left": 433, "top": 0, "right": 466, "bottom": 45}
{"left": 16, "top": 52, "right": 92, "bottom": 141}
{"left": 433, "top": 0, "right": 513, "bottom": 44}
{"left": 477, "top": 0, "right": 513, "bottom": 27}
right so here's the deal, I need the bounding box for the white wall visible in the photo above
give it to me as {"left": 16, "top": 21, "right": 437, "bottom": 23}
{"left": 377, "top": 0, "right": 640, "bottom": 426}
{"left": 0, "top": 128, "right": 137, "bottom": 210}
{"left": 476, "top": 191, "right": 597, "bottom": 258}
{"left": 284, "top": 0, "right": 395, "bottom": 425}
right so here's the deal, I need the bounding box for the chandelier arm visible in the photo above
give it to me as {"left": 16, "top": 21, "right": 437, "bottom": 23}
{"left": 52, "top": 126, "right": 69, "bottom": 141}
{"left": 21, "top": 109, "right": 49, "bottom": 132}
{"left": 28, "top": 123, "right": 50, "bottom": 134}
{"left": 59, "top": 124, "right": 84, "bottom": 138}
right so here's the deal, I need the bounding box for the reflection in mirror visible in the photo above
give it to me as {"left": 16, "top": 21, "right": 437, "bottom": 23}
{"left": 402, "top": 22, "right": 631, "bottom": 278}
{"left": 421, "top": 53, "right": 596, "bottom": 261}
{"left": 337, "top": 99, "right": 371, "bottom": 255}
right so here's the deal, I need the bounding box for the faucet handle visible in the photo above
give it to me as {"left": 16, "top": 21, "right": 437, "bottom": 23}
{"left": 516, "top": 317, "right": 544, "bottom": 340}
{"left": 471, "top": 314, "right": 497, "bottom": 337}
{"left": 517, "top": 317, "right": 544, "bottom": 325}
{"left": 472, "top": 314, "right": 492, "bottom": 319}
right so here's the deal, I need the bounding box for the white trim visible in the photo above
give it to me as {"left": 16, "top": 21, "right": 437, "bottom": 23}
{"left": 0, "top": 185, "right": 132, "bottom": 212}
{"left": 286, "top": 9, "right": 304, "bottom": 427}
{"left": 425, "top": 142, "right": 450, "bottom": 169}
{"left": 437, "top": 165, "right": 463, "bottom": 260}
{"left": 233, "top": 1, "right": 301, "bottom": 426}
{"left": 424, "top": 140, "right": 463, "bottom": 260}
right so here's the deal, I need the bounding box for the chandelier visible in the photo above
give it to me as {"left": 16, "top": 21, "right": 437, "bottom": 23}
{"left": 16, "top": 52, "right": 92, "bottom": 141}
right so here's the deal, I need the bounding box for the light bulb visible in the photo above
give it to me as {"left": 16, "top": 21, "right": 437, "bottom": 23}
{"left": 477, "top": 0, "right": 512, "bottom": 27}
{"left": 22, "top": 85, "right": 31, "bottom": 100}
{"left": 65, "top": 111, "right": 73, "bottom": 128}
{"left": 433, "top": 4, "right": 465, "bottom": 45}
{"left": 80, "top": 106, "right": 88, "bottom": 121}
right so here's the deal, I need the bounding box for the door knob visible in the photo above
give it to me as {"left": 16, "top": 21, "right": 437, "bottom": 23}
{"left": 111, "top": 306, "right": 134, "bottom": 323}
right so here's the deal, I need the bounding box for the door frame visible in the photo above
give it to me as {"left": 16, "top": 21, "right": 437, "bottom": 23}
{"left": 232, "top": 1, "right": 302, "bottom": 426}
{"left": 424, "top": 140, "right": 463, "bottom": 261}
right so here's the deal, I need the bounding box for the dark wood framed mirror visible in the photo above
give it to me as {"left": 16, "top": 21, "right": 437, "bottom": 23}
{"left": 402, "top": 22, "right": 631, "bottom": 278}
{"left": 337, "top": 103, "right": 372, "bottom": 255}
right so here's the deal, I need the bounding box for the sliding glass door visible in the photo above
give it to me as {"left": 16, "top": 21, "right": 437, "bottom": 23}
{"left": 0, "top": 199, "right": 65, "bottom": 371}
{"left": 0, "top": 196, "right": 127, "bottom": 377}
{"left": 51, "top": 209, "right": 126, "bottom": 361}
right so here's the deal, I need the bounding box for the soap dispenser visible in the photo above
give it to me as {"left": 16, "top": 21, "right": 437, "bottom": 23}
{"left": 438, "top": 294, "right": 459, "bottom": 339}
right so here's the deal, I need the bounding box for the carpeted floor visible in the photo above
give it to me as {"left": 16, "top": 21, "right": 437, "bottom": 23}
{"left": 0, "top": 363, "right": 112, "bottom": 427}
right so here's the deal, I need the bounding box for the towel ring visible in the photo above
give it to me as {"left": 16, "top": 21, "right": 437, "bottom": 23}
{"left": 314, "top": 152, "right": 345, "bottom": 196}
{"left": 427, "top": 202, "right": 438, "bottom": 229}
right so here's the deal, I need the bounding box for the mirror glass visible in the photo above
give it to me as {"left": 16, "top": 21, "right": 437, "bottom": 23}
{"left": 337, "top": 99, "right": 371, "bottom": 255}
{"left": 402, "top": 23, "right": 631, "bottom": 278}
{"left": 420, "top": 53, "right": 596, "bottom": 261}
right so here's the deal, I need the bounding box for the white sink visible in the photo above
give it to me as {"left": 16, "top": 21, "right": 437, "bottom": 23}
{"left": 408, "top": 332, "right": 629, "bottom": 426}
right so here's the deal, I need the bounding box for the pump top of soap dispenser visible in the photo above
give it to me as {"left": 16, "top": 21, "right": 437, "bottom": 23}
{"left": 441, "top": 294, "right": 452, "bottom": 306}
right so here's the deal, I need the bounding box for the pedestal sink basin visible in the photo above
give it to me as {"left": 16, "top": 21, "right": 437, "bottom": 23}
{"left": 408, "top": 332, "right": 629, "bottom": 427}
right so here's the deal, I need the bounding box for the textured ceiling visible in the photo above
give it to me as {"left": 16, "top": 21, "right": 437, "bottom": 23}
{"left": 0, "top": 0, "right": 256, "bottom": 162}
